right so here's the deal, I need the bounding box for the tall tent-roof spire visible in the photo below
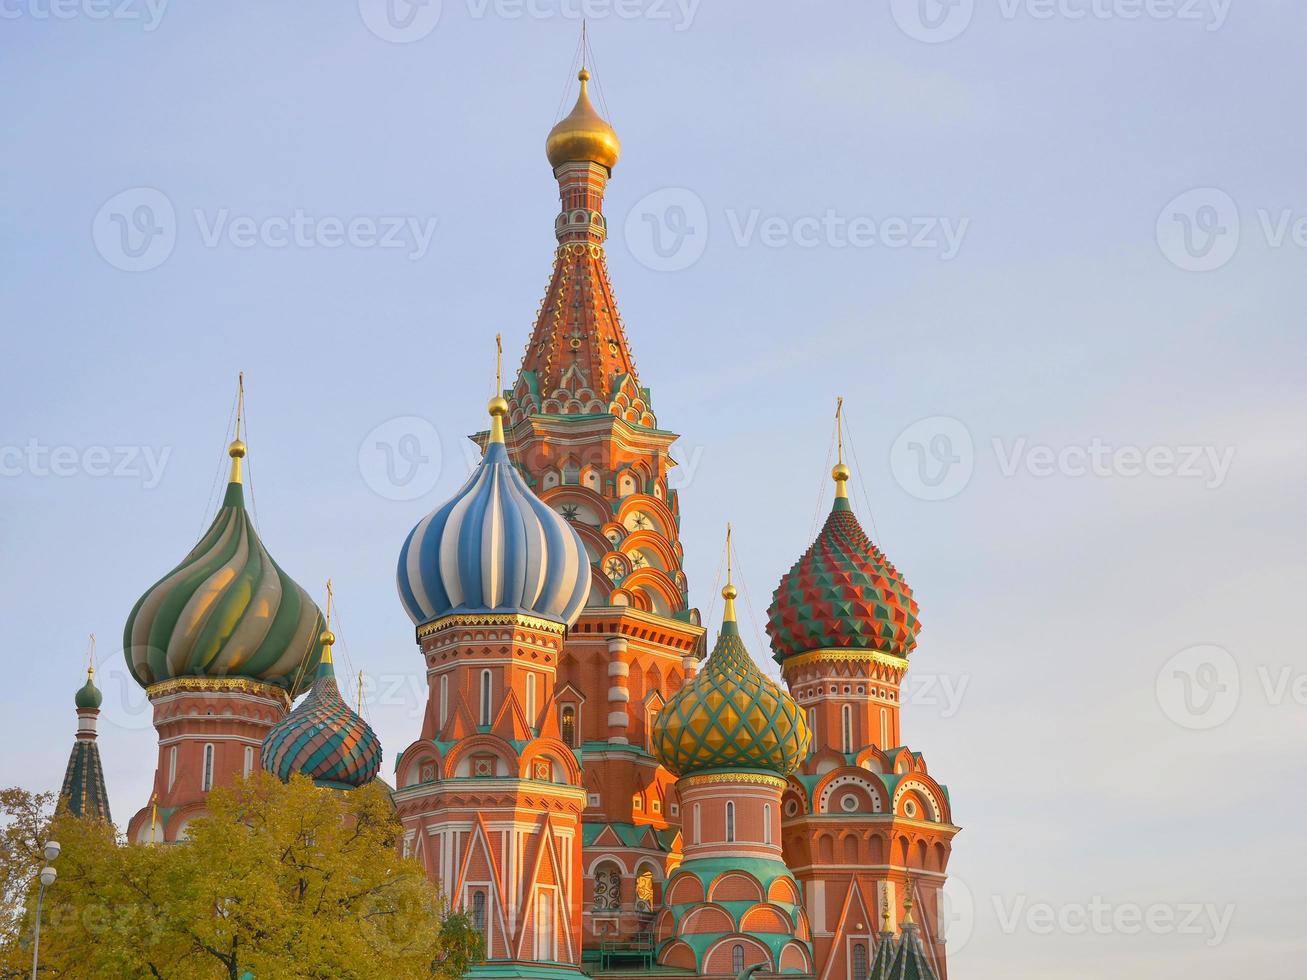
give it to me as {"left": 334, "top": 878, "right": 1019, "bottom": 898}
{"left": 510, "top": 50, "right": 652, "bottom": 428}
{"left": 60, "top": 634, "right": 111, "bottom": 821}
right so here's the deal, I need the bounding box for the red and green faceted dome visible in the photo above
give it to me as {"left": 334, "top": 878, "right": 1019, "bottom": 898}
{"left": 766, "top": 498, "right": 920, "bottom": 660}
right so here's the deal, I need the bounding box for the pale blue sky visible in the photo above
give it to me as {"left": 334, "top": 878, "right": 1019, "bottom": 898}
{"left": 2, "top": 3, "right": 1305, "bottom": 977}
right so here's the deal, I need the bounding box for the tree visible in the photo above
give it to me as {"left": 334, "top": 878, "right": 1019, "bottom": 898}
{"left": 0, "top": 775, "right": 480, "bottom": 979}
{"left": 0, "top": 788, "right": 55, "bottom": 948}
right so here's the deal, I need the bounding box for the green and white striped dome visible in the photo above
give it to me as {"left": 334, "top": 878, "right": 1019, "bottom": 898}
{"left": 123, "top": 441, "right": 324, "bottom": 695}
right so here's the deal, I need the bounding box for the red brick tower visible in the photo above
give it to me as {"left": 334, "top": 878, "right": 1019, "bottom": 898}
{"left": 499, "top": 68, "right": 706, "bottom": 953}
{"left": 766, "top": 422, "right": 959, "bottom": 980}
{"left": 121, "top": 395, "right": 325, "bottom": 843}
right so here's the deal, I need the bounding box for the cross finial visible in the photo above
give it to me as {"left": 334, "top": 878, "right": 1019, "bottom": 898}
{"left": 721, "top": 523, "right": 738, "bottom": 624}
{"left": 228, "top": 372, "right": 248, "bottom": 483}
{"left": 832, "top": 396, "right": 851, "bottom": 500}
{"left": 357, "top": 670, "right": 364, "bottom": 714}
{"left": 325, "top": 578, "right": 334, "bottom": 630}
{"left": 495, "top": 333, "right": 503, "bottom": 393}
{"left": 86, "top": 633, "right": 96, "bottom": 677}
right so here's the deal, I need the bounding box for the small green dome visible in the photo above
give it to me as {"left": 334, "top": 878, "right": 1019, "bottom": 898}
{"left": 75, "top": 669, "right": 103, "bottom": 709}
{"left": 653, "top": 586, "right": 810, "bottom": 777}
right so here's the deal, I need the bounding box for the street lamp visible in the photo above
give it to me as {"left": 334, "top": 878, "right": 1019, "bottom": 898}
{"left": 31, "top": 841, "right": 59, "bottom": 980}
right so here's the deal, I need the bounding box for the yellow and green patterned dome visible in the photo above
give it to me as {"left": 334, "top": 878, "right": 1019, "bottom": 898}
{"left": 653, "top": 577, "right": 810, "bottom": 778}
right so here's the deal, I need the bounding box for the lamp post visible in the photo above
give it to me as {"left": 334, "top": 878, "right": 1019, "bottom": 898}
{"left": 30, "top": 840, "right": 59, "bottom": 980}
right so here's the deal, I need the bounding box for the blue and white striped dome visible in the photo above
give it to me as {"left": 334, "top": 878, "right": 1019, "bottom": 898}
{"left": 396, "top": 399, "right": 592, "bottom": 628}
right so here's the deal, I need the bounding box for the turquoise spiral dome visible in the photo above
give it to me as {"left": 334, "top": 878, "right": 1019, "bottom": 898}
{"left": 260, "top": 632, "right": 382, "bottom": 790}
{"left": 396, "top": 399, "right": 592, "bottom": 628}
{"left": 123, "top": 443, "right": 325, "bottom": 695}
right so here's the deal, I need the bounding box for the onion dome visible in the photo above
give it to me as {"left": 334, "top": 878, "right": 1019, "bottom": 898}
{"left": 123, "top": 424, "right": 325, "bottom": 695}
{"left": 767, "top": 459, "right": 920, "bottom": 660}
{"left": 396, "top": 396, "right": 592, "bottom": 628}
{"left": 75, "top": 667, "right": 103, "bottom": 709}
{"left": 261, "top": 627, "right": 382, "bottom": 790}
{"left": 61, "top": 660, "right": 110, "bottom": 821}
{"left": 653, "top": 540, "right": 811, "bottom": 777}
{"left": 546, "top": 68, "right": 621, "bottom": 171}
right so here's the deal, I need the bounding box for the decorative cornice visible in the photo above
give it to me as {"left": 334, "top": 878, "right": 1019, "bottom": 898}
{"left": 146, "top": 676, "right": 291, "bottom": 707}
{"left": 416, "top": 612, "right": 568, "bottom": 640}
{"left": 680, "top": 772, "right": 789, "bottom": 790}
{"left": 781, "top": 648, "right": 910, "bottom": 673}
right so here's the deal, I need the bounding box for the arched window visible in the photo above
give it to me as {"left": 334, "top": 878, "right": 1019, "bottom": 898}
{"left": 480, "top": 670, "right": 492, "bottom": 726}
{"left": 853, "top": 942, "right": 868, "bottom": 979}
{"left": 561, "top": 706, "right": 576, "bottom": 747}
{"left": 725, "top": 801, "right": 736, "bottom": 843}
{"left": 201, "top": 743, "right": 215, "bottom": 792}
{"left": 593, "top": 862, "right": 622, "bottom": 910}
{"left": 880, "top": 707, "right": 888, "bottom": 748}
{"left": 807, "top": 707, "right": 817, "bottom": 746}
{"left": 842, "top": 704, "right": 853, "bottom": 753}
{"left": 635, "top": 869, "right": 654, "bottom": 912}
{"left": 763, "top": 803, "right": 772, "bottom": 845}
{"left": 243, "top": 745, "right": 254, "bottom": 778}
{"left": 471, "top": 890, "right": 487, "bottom": 937}
{"left": 439, "top": 675, "right": 449, "bottom": 728}
{"left": 693, "top": 803, "right": 701, "bottom": 844}
{"left": 525, "top": 673, "right": 536, "bottom": 726}
{"left": 732, "top": 945, "right": 745, "bottom": 974}
{"left": 167, "top": 746, "right": 177, "bottom": 791}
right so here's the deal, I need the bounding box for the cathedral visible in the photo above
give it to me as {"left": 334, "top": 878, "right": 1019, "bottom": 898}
{"left": 60, "top": 61, "right": 958, "bottom": 980}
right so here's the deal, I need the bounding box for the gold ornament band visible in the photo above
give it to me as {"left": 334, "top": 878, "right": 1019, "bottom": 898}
{"left": 147, "top": 676, "right": 291, "bottom": 706}
{"left": 418, "top": 612, "right": 567, "bottom": 639}
{"left": 681, "top": 772, "right": 789, "bottom": 790}
{"left": 782, "top": 648, "right": 910, "bottom": 673}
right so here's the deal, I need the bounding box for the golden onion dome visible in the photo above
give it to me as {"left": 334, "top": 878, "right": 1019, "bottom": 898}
{"left": 546, "top": 68, "right": 621, "bottom": 171}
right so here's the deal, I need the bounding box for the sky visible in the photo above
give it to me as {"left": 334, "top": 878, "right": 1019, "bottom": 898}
{"left": 2, "top": 2, "right": 1305, "bottom": 977}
